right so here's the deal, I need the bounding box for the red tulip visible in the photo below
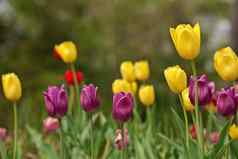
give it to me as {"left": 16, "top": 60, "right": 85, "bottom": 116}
{"left": 64, "top": 70, "right": 84, "bottom": 86}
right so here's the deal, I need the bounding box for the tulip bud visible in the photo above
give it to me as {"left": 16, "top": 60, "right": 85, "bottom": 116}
{"left": 80, "top": 84, "right": 100, "bottom": 112}
{"left": 170, "top": 23, "right": 200, "bottom": 60}
{"left": 0, "top": 128, "right": 7, "bottom": 141}
{"left": 217, "top": 87, "right": 237, "bottom": 117}
{"left": 181, "top": 88, "right": 194, "bottom": 111}
{"left": 43, "top": 85, "right": 68, "bottom": 118}
{"left": 189, "top": 74, "right": 215, "bottom": 106}
{"left": 164, "top": 65, "right": 187, "bottom": 93}
{"left": 214, "top": 47, "right": 238, "bottom": 81}
{"left": 134, "top": 61, "right": 150, "bottom": 81}
{"left": 112, "top": 79, "right": 136, "bottom": 95}
{"left": 112, "top": 92, "right": 134, "bottom": 123}
{"left": 2, "top": 73, "right": 22, "bottom": 102}
{"left": 209, "top": 132, "right": 219, "bottom": 144}
{"left": 138, "top": 85, "right": 155, "bottom": 107}
{"left": 64, "top": 70, "right": 84, "bottom": 86}
{"left": 229, "top": 124, "right": 238, "bottom": 140}
{"left": 43, "top": 117, "right": 60, "bottom": 134}
{"left": 114, "top": 128, "right": 129, "bottom": 150}
{"left": 120, "top": 61, "right": 135, "bottom": 82}
{"left": 54, "top": 41, "right": 77, "bottom": 63}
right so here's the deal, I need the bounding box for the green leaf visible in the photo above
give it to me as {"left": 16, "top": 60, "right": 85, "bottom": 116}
{"left": 208, "top": 121, "right": 230, "bottom": 158}
{"left": 27, "top": 126, "right": 59, "bottom": 159}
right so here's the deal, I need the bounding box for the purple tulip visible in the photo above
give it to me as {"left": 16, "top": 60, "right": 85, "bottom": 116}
{"left": 43, "top": 117, "right": 60, "bottom": 134}
{"left": 112, "top": 92, "right": 134, "bottom": 123}
{"left": 43, "top": 85, "right": 68, "bottom": 118}
{"left": 189, "top": 74, "right": 215, "bottom": 106}
{"left": 217, "top": 87, "right": 237, "bottom": 116}
{"left": 80, "top": 84, "right": 100, "bottom": 112}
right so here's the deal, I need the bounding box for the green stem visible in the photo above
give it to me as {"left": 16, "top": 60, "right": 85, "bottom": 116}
{"left": 89, "top": 113, "right": 94, "bottom": 159}
{"left": 13, "top": 102, "right": 17, "bottom": 159}
{"left": 120, "top": 123, "right": 125, "bottom": 159}
{"left": 191, "top": 60, "right": 203, "bottom": 156}
{"left": 178, "top": 94, "right": 190, "bottom": 150}
{"left": 59, "top": 127, "right": 64, "bottom": 159}
{"left": 70, "top": 64, "right": 80, "bottom": 108}
{"left": 68, "top": 86, "right": 74, "bottom": 116}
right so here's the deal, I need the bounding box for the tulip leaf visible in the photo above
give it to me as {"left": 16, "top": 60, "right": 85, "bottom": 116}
{"left": 171, "top": 108, "right": 185, "bottom": 139}
{"left": 27, "top": 125, "right": 59, "bottom": 159}
{"left": 0, "top": 141, "right": 8, "bottom": 159}
{"left": 208, "top": 121, "right": 230, "bottom": 158}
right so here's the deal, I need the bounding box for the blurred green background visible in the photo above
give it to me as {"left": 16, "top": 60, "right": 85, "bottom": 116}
{"left": 0, "top": 0, "right": 235, "bottom": 135}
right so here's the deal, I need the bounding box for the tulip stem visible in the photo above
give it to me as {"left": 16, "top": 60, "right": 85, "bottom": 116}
{"left": 68, "top": 86, "right": 74, "bottom": 116}
{"left": 178, "top": 94, "right": 190, "bottom": 151}
{"left": 191, "top": 60, "right": 204, "bottom": 156}
{"left": 70, "top": 64, "right": 80, "bottom": 107}
{"left": 13, "top": 103, "right": 18, "bottom": 159}
{"left": 59, "top": 127, "right": 65, "bottom": 159}
{"left": 120, "top": 123, "right": 125, "bottom": 159}
{"left": 89, "top": 113, "right": 94, "bottom": 159}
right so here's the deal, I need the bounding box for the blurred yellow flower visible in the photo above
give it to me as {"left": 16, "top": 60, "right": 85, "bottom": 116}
{"left": 181, "top": 88, "right": 194, "bottom": 111}
{"left": 170, "top": 23, "right": 200, "bottom": 60}
{"left": 134, "top": 60, "right": 150, "bottom": 81}
{"left": 214, "top": 47, "right": 238, "bottom": 81}
{"left": 120, "top": 61, "right": 135, "bottom": 82}
{"left": 164, "top": 65, "right": 187, "bottom": 94}
{"left": 54, "top": 41, "right": 77, "bottom": 63}
{"left": 131, "top": 81, "right": 138, "bottom": 95}
{"left": 2, "top": 73, "right": 22, "bottom": 102}
{"left": 112, "top": 79, "right": 133, "bottom": 94}
{"left": 205, "top": 101, "right": 217, "bottom": 113}
{"left": 229, "top": 124, "right": 238, "bottom": 140}
{"left": 139, "top": 85, "right": 155, "bottom": 107}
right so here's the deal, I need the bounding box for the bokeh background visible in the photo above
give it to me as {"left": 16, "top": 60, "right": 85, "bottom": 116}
{"left": 0, "top": 0, "right": 236, "bottom": 144}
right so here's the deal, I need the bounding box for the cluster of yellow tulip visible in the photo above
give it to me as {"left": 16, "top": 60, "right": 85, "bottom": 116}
{"left": 112, "top": 60, "right": 155, "bottom": 107}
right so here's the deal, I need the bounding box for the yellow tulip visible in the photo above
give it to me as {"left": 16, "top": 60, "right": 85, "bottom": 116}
{"left": 131, "top": 81, "right": 138, "bottom": 95}
{"left": 112, "top": 79, "right": 132, "bottom": 94}
{"left": 120, "top": 61, "right": 135, "bottom": 82}
{"left": 139, "top": 85, "right": 155, "bottom": 107}
{"left": 2, "top": 73, "right": 22, "bottom": 102}
{"left": 214, "top": 47, "right": 238, "bottom": 81}
{"left": 181, "top": 88, "right": 194, "bottom": 111}
{"left": 170, "top": 23, "right": 200, "bottom": 60}
{"left": 54, "top": 41, "right": 77, "bottom": 63}
{"left": 205, "top": 101, "right": 217, "bottom": 113}
{"left": 134, "top": 60, "right": 150, "bottom": 81}
{"left": 164, "top": 65, "right": 187, "bottom": 93}
{"left": 229, "top": 124, "right": 238, "bottom": 140}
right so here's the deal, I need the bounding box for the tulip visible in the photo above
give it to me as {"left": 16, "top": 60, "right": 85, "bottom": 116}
{"left": 64, "top": 70, "right": 84, "bottom": 86}
{"left": 229, "top": 124, "right": 238, "bottom": 140}
{"left": 181, "top": 88, "right": 194, "bottom": 111}
{"left": 214, "top": 47, "right": 238, "bottom": 81}
{"left": 43, "top": 117, "right": 60, "bottom": 134}
{"left": 138, "top": 85, "right": 155, "bottom": 107}
{"left": 209, "top": 132, "right": 219, "bottom": 144}
{"left": 112, "top": 92, "right": 134, "bottom": 123}
{"left": 2, "top": 73, "right": 22, "bottom": 102}
{"left": 134, "top": 60, "right": 150, "bottom": 81}
{"left": 205, "top": 95, "right": 217, "bottom": 113}
{"left": 114, "top": 128, "right": 129, "bottom": 150}
{"left": 170, "top": 23, "right": 200, "bottom": 60}
{"left": 189, "top": 74, "right": 215, "bottom": 106}
{"left": 54, "top": 41, "right": 77, "bottom": 63}
{"left": 120, "top": 61, "right": 135, "bottom": 82}
{"left": 131, "top": 81, "right": 138, "bottom": 95}
{"left": 0, "top": 128, "right": 7, "bottom": 141}
{"left": 164, "top": 65, "right": 187, "bottom": 93}
{"left": 112, "top": 79, "right": 135, "bottom": 94}
{"left": 80, "top": 84, "right": 100, "bottom": 112}
{"left": 43, "top": 85, "right": 68, "bottom": 118}
{"left": 217, "top": 87, "right": 237, "bottom": 117}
